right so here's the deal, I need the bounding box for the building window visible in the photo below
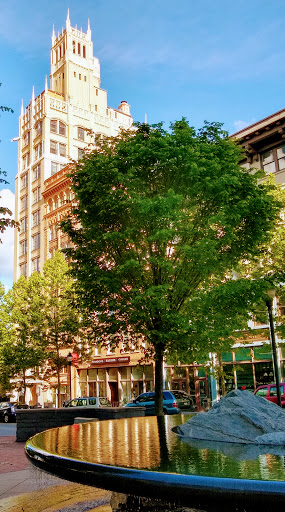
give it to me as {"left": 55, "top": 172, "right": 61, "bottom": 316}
{"left": 50, "top": 140, "right": 67, "bottom": 157}
{"left": 77, "top": 127, "right": 84, "bottom": 141}
{"left": 50, "top": 140, "right": 57, "bottom": 154}
{"left": 32, "top": 233, "right": 40, "bottom": 250}
{"left": 32, "top": 210, "right": 40, "bottom": 227}
{"left": 59, "top": 122, "right": 65, "bottom": 136}
{"left": 78, "top": 148, "right": 84, "bottom": 160}
{"left": 32, "top": 257, "right": 40, "bottom": 272}
{"left": 51, "top": 162, "right": 66, "bottom": 175}
{"left": 21, "top": 195, "right": 28, "bottom": 211}
{"left": 79, "top": 74, "right": 81, "bottom": 80}
{"left": 84, "top": 76, "right": 86, "bottom": 82}
{"left": 21, "top": 174, "right": 28, "bottom": 189}
{"left": 277, "top": 146, "right": 285, "bottom": 171}
{"left": 74, "top": 71, "right": 76, "bottom": 77}
{"left": 33, "top": 164, "right": 41, "bottom": 181}
{"left": 83, "top": 46, "right": 86, "bottom": 58}
{"left": 34, "top": 141, "right": 43, "bottom": 160}
{"left": 21, "top": 216, "right": 28, "bottom": 233}
{"left": 20, "top": 262, "right": 27, "bottom": 277}
{"left": 33, "top": 187, "right": 41, "bottom": 204}
{"left": 96, "top": 89, "right": 98, "bottom": 96}
{"left": 72, "top": 40, "right": 76, "bottom": 53}
{"left": 78, "top": 42, "right": 81, "bottom": 55}
{"left": 23, "top": 131, "right": 30, "bottom": 146}
{"left": 262, "top": 151, "right": 275, "bottom": 174}
{"left": 23, "top": 152, "right": 30, "bottom": 169}
{"left": 59, "top": 143, "right": 66, "bottom": 157}
{"left": 50, "top": 119, "right": 66, "bottom": 136}
{"left": 95, "top": 105, "right": 97, "bottom": 112}
{"left": 261, "top": 145, "right": 285, "bottom": 174}
{"left": 35, "top": 121, "right": 42, "bottom": 136}
{"left": 21, "top": 239, "right": 28, "bottom": 256}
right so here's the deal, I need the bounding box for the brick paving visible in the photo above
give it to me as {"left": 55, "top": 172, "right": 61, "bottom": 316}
{"left": 0, "top": 435, "right": 112, "bottom": 511}
{"left": 0, "top": 436, "right": 30, "bottom": 474}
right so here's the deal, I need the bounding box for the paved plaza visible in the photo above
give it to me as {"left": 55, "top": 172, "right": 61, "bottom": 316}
{"left": 0, "top": 428, "right": 112, "bottom": 512}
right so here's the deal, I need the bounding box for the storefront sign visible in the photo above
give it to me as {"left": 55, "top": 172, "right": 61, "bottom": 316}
{"left": 90, "top": 356, "right": 130, "bottom": 367}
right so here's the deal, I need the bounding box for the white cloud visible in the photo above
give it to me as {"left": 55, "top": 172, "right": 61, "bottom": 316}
{"left": 233, "top": 119, "right": 257, "bottom": 133}
{"left": 0, "top": 189, "right": 15, "bottom": 290}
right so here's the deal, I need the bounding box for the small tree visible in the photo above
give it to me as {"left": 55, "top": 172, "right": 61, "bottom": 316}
{"left": 42, "top": 251, "right": 91, "bottom": 407}
{"left": 3, "top": 273, "right": 46, "bottom": 403}
{"left": 62, "top": 120, "right": 279, "bottom": 415}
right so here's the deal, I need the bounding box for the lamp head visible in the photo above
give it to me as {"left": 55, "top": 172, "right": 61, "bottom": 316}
{"left": 267, "top": 288, "right": 276, "bottom": 299}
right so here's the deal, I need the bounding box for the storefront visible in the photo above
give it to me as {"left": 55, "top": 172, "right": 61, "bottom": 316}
{"left": 77, "top": 356, "right": 154, "bottom": 406}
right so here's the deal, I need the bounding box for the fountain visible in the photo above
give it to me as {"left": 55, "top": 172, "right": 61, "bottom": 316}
{"left": 25, "top": 404, "right": 285, "bottom": 512}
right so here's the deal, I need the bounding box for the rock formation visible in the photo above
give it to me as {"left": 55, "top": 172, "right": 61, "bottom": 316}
{"left": 177, "top": 389, "right": 285, "bottom": 444}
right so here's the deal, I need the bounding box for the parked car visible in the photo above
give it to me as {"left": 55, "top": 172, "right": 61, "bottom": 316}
{"left": 124, "top": 391, "right": 180, "bottom": 415}
{"left": 63, "top": 397, "right": 112, "bottom": 408}
{"left": 0, "top": 402, "right": 29, "bottom": 423}
{"left": 170, "top": 390, "right": 194, "bottom": 410}
{"left": 254, "top": 383, "right": 285, "bottom": 407}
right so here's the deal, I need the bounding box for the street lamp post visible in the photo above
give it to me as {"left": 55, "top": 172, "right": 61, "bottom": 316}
{"left": 67, "top": 353, "right": 73, "bottom": 401}
{"left": 266, "top": 289, "right": 281, "bottom": 408}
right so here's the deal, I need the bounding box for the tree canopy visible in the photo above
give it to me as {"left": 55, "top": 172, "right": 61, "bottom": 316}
{"left": 62, "top": 119, "right": 280, "bottom": 414}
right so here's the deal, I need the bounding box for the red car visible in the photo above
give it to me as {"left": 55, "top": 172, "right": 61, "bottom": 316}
{"left": 254, "top": 383, "right": 285, "bottom": 407}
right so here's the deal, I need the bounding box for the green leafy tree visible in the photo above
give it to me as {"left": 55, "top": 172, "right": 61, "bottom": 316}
{"left": 0, "top": 283, "right": 14, "bottom": 397}
{"left": 3, "top": 273, "right": 47, "bottom": 403}
{"left": 62, "top": 120, "right": 280, "bottom": 415}
{"left": 42, "top": 251, "right": 91, "bottom": 407}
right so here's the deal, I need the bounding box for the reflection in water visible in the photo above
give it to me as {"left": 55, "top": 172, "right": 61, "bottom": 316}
{"left": 31, "top": 414, "right": 285, "bottom": 482}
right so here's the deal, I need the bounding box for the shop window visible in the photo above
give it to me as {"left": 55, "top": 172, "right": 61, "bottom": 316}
{"left": 120, "top": 367, "right": 130, "bottom": 380}
{"left": 132, "top": 366, "right": 144, "bottom": 380}
{"left": 98, "top": 368, "right": 105, "bottom": 380}
{"left": 234, "top": 347, "right": 251, "bottom": 362}
{"left": 235, "top": 363, "right": 254, "bottom": 390}
{"left": 144, "top": 365, "right": 153, "bottom": 379}
{"left": 221, "top": 352, "right": 233, "bottom": 363}
{"left": 79, "top": 370, "right": 87, "bottom": 382}
{"left": 173, "top": 366, "right": 186, "bottom": 378}
{"left": 253, "top": 345, "right": 273, "bottom": 361}
{"left": 109, "top": 367, "right": 117, "bottom": 380}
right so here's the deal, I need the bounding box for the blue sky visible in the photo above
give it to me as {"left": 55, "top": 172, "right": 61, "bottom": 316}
{"left": 1, "top": 0, "right": 285, "bottom": 289}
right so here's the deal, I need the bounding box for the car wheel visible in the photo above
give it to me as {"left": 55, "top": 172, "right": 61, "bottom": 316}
{"left": 3, "top": 414, "right": 9, "bottom": 423}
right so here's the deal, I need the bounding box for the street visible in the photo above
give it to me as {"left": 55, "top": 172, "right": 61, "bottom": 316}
{"left": 0, "top": 422, "right": 16, "bottom": 436}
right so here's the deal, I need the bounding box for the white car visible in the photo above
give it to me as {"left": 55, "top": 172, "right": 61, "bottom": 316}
{"left": 63, "top": 397, "right": 112, "bottom": 408}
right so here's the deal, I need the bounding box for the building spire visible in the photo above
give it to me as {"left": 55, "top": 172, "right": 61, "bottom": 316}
{"left": 87, "top": 18, "right": 91, "bottom": 40}
{"left": 32, "top": 85, "right": 35, "bottom": 102}
{"left": 52, "top": 24, "right": 56, "bottom": 45}
{"left": 66, "top": 8, "right": 71, "bottom": 28}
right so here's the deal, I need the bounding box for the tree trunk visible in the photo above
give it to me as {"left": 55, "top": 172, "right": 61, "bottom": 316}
{"left": 57, "top": 369, "right": 61, "bottom": 408}
{"left": 154, "top": 343, "right": 164, "bottom": 416}
{"left": 218, "top": 353, "right": 226, "bottom": 396}
{"left": 22, "top": 369, "right": 26, "bottom": 404}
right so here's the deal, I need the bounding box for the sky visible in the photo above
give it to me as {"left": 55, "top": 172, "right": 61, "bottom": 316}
{"left": 1, "top": 0, "right": 285, "bottom": 290}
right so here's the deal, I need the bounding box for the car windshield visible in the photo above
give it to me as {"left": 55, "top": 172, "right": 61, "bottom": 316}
{"left": 99, "top": 398, "right": 110, "bottom": 406}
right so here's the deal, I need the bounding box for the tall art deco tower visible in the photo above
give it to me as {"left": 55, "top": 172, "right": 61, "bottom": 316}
{"left": 14, "top": 10, "right": 132, "bottom": 280}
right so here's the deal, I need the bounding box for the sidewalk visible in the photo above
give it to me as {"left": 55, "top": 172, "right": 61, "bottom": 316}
{"left": 0, "top": 435, "right": 112, "bottom": 512}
